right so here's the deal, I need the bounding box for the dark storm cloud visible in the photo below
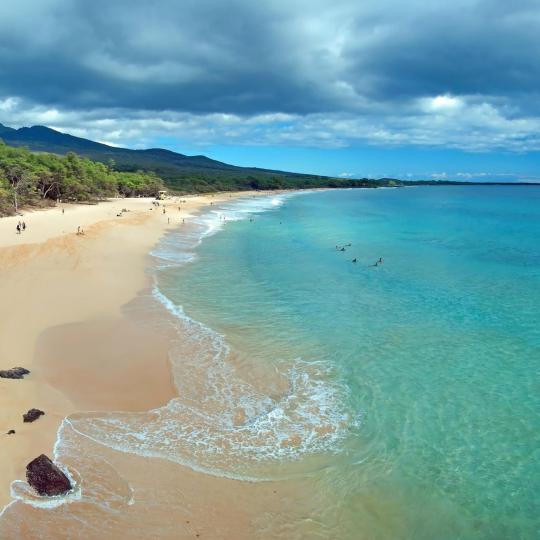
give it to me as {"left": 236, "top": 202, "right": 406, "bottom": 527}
{"left": 1, "top": 0, "right": 537, "bottom": 114}
{"left": 0, "top": 0, "right": 337, "bottom": 114}
{"left": 344, "top": 1, "right": 540, "bottom": 102}
{"left": 0, "top": 0, "right": 539, "bottom": 151}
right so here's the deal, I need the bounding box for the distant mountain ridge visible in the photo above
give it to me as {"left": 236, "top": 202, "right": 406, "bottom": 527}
{"left": 0, "top": 122, "right": 236, "bottom": 169}
{"left": 3, "top": 123, "right": 530, "bottom": 191}
{"left": 0, "top": 122, "right": 347, "bottom": 192}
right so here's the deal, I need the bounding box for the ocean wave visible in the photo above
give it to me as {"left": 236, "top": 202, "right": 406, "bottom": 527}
{"left": 151, "top": 192, "right": 299, "bottom": 268}
{"left": 61, "top": 281, "right": 359, "bottom": 481}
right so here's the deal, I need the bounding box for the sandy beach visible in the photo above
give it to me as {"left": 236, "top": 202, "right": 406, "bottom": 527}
{"left": 0, "top": 193, "right": 254, "bottom": 510}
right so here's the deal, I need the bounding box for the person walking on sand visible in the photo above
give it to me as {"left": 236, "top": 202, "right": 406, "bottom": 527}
{"left": 22, "top": 222, "right": 26, "bottom": 231}
{"left": 16, "top": 223, "right": 20, "bottom": 234}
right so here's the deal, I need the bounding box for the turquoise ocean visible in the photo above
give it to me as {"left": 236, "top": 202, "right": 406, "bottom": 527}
{"left": 153, "top": 186, "right": 539, "bottom": 539}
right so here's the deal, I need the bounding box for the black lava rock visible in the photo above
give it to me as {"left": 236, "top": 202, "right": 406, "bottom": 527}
{"left": 23, "top": 408, "right": 45, "bottom": 423}
{"left": 26, "top": 454, "right": 72, "bottom": 496}
{"left": 0, "top": 367, "right": 30, "bottom": 379}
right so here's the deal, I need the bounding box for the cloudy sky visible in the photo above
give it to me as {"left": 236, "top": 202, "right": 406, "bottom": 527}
{"left": 0, "top": 0, "right": 539, "bottom": 180}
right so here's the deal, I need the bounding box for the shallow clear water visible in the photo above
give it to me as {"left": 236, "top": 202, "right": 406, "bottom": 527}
{"left": 155, "top": 186, "right": 540, "bottom": 539}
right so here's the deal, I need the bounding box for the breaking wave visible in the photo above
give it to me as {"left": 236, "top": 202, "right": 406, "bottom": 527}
{"left": 62, "top": 282, "right": 358, "bottom": 480}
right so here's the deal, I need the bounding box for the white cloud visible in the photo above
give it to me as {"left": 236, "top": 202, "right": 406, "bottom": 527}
{"left": 1, "top": 92, "right": 540, "bottom": 154}
{"left": 423, "top": 95, "right": 464, "bottom": 111}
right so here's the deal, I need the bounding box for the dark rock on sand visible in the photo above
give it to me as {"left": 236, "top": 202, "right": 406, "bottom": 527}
{"left": 23, "top": 408, "right": 45, "bottom": 423}
{"left": 26, "top": 454, "right": 72, "bottom": 496}
{"left": 7, "top": 430, "right": 15, "bottom": 435}
{"left": 0, "top": 367, "right": 30, "bottom": 379}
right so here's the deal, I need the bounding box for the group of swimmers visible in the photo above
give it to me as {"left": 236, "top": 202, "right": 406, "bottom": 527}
{"left": 336, "top": 243, "right": 383, "bottom": 266}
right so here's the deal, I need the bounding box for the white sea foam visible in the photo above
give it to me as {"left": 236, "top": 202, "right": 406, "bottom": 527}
{"left": 195, "top": 193, "right": 291, "bottom": 240}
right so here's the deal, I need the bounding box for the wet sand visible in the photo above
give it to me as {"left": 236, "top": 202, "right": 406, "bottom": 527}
{"left": 33, "top": 313, "right": 177, "bottom": 413}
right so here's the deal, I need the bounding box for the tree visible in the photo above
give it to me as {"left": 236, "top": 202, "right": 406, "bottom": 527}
{"left": 5, "top": 165, "right": 32, "bottom": 213}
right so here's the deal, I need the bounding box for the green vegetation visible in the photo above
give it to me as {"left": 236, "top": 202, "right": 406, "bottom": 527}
{"left": 0, "top": 142, "right": 164, "bottom": 216}
{"left": 113, "top": 165, "right": 399, "bottom": 193}
{"left": 0, "top": 124, "right": 405, "bottom": 193}
{"left": 3, "top": 124, "right": 533, "bottom": 200}
{"left": 3, "top": 124, "right": 532, "bottom": 216}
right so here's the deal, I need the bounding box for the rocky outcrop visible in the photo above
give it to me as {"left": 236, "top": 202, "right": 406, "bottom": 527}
{"left": 23, "top": 408, "right": 45, "bottom": 422}
{"left": 0, "top": 367, "right": 30, "bottom": 379}
{"left": 26, "top": 455, "right": 72, "bottom": 496}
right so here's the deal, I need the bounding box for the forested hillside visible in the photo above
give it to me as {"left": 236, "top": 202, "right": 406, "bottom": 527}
{"left": 0, "top": 142, "right": 164, "bottom": 216}
{"left": 0, "top": 124, "right": 397, "bottom": 192}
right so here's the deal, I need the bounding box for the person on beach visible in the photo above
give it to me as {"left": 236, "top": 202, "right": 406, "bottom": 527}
{"left": 16, "top": 223, "right": 21, "bottom": 234}
{"left": 62, "top": 208, "right": 64, "bottom": 214}
{"left": 22, "top": 222, "right": 26, "bottom": 231}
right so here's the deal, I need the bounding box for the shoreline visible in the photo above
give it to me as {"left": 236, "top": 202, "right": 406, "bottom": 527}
{"left": 0, "top": 191, "right": 275, "bottom": 510}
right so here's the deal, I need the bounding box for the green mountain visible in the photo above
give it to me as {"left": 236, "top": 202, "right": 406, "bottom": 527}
{"left": 0, "top": 123, "right": 15, "bottom": 136}
{"left": 0, "top": 123, "right": 389, "bottom": 192}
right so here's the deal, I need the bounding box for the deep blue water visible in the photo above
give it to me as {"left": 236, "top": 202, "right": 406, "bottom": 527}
{"left": 156, "top": 186, "right": 540, "bottom": 539}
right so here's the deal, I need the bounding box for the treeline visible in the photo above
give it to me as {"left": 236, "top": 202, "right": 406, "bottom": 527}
{"left": 0, "top": 142, "right": 164, "bottom": 215}
{"left": 113, "top": 163, "right": 403, "bottom": 193}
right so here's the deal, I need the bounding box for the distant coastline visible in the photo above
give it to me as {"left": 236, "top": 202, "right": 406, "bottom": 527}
{"left": 1, "top": 123, "right": 537, "bottom": 206}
